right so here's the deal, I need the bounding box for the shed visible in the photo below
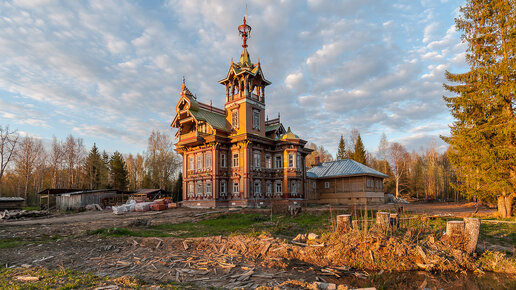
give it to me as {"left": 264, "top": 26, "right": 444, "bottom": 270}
{"left": 306, "top": 159, "right": 389, "bottom": 205}
{"left": 38, "top": 188, "right": 81, "bottom": 209}
{"left": 56, "top": 189, "right": 117, "bottom": 211}
{"left": 0, "top": 197, "right": 25, "bottom": 210}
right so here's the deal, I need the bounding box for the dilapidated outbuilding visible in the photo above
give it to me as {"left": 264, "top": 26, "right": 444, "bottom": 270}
{"left": 56, "top": 189, "right": 118, "bottom": 211}
{"left": 0, "top": 197, "right": 25, "bottom": 210}
{"left": 306, "top": 159, "right": 388, "bottom": 205}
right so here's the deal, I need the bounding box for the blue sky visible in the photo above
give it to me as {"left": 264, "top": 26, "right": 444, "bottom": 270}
{"left": 0, "top": 0, "right": 467, "bottom": 156}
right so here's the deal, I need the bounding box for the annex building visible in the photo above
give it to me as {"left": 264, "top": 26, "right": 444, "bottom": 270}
{"left": 172, "top": 18, "right": 312, "bottom": 208}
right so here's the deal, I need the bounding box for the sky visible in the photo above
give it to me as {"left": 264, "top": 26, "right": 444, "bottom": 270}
{"left": 0, "top": 0, "right": 468, "bottom": 157}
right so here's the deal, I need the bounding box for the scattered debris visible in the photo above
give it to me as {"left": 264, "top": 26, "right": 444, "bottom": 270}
{"left": 1, "top": 210, "right": 49, "bottom": 220}
{"left": 85, "top": 204, "right": 103, "bottom": 211}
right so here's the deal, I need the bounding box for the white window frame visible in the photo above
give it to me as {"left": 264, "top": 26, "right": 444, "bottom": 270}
{"left": 220, "top": 180, "right": 227, "bottom": 196}
{"left": 265, "top": 155, "right": 272, "bottom": 169}
{"left": 233, "top": 182, "right": 239, "bottom": 194}
{"left": 205, "top": 180, "right": 212, "bottom": 196}
{"left": 232, "top": 153, "right": 239, "bottom": 167}
{"left": 254, "top": 181, "right": 261, "bottom": 196}
{"left": 297, "top": 154, "right": 301, "bottom": 169}
{"left": 205, "top": 152, "right": 212, "bottom": 169}
{"left": 291, "top": 180, "right": 297, "bottom": 193}
{"left": 196, "top": 181, "right": 203, "bottom": 196}
{"left": 288, "top": 153, "right": 294, "bottom": 168}
{"left": 253, "top": 109, "right": 260, "bottom": 129}
{"left": 254, "top": 151, "right": 260, "bottom": 168}
{"left": 197, "top": 153, "right": 203, "bottom": 170}
{"left": 275, "top": 155, "right": 282, "bottom": 169}
{"left": 188, "top": 182, "right": 194, "bottom": 197}
{"left": 275, "top": 182, "right": 282, "bottom": 195}
{"left": 324, "top": 181, "right": 330, "bottom": 189}
{"left": 266, "top": 181, "right": 272, "bottom": 196}
{"left": 188, "top": 156, "right": 194, "bottom": 171}
{"left": 232, "top": 110, "right": 239, "bottom": 128}
{"left": 220, "top": 153, "right": 226, "bottom": 168}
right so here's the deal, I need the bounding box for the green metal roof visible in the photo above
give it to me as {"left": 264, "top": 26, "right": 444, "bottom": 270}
{"left": 190, "top": 108, "right": 229, "bottom": 132}
{"left": 265, "top": 123, "right": 282, "bottom": 132}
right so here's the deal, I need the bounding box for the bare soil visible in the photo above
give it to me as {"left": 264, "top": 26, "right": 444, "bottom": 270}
{"left": 0, "top": 202, "right": 513, "bottom": 289}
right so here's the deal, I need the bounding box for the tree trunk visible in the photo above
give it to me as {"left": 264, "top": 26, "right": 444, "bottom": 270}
{"left": 395, "top": 177, "right": 399, "bottom": 197}
{"left": 498, "top": 195, "right": 513, "bottom": 218}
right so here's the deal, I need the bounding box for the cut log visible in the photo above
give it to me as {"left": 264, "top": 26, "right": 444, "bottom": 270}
{"left": 463, "top": 218, "right": 480, "bottom": 254}
{"left": 376, "top": 212, "right": 390, "bottom": 229}
{"left": 446, "top": 220, "right": 465, "bottom": 237}
{"left": 336, "top": 214, "right": 352, "bottom": 233}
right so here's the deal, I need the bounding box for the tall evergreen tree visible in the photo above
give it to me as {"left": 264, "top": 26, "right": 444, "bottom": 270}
{"left": 85, "top": 143, "right": 102, "bottom": 189}
{"left": 109, "top": 151, "right": 128, "bottom": 191}
{"left": 100, "top": 151, "right": 110, "bottom": 188}
{"left": 443, "top": 0, "right": 515, "bottom": 217}
{"left": 336, "top": 135, "right": 347, "bottom": 160}
{"left": 352, "top": 134, "right": 367, "bottom": 165}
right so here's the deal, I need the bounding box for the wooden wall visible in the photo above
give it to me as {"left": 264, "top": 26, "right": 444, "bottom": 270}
{"left": 307, "top": 175, "right": 386, "bottom": 205}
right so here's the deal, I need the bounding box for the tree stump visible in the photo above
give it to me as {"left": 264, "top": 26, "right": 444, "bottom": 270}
{"left": 464, "top": 218, "right": 480, "bottom": 254}
{"left": 376, "top": 212, "right": 390, "bottom": 229}
{"left": 336, "top": 214, "right": 352, "bottom": 233}
{"left": 446, "top": 220, "right": 465, "bottom": 246}
{"left": 389, "top": 213, "right": 399, "bottom": 230}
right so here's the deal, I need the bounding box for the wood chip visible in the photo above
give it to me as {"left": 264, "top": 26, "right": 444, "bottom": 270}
{"left": 15, "top": 275, "right": 40, "bottom": 282}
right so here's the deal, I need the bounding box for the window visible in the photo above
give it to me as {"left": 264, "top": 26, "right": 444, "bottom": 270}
{"left": 205, "top": 152, "right": 212, "bottom": 169}
{"left": 197, "top": 154, "right": 203, "bottom": 169}
{"left": 288, "top": 153, "right": 294, "bottom": 168}
{"left": 297, "top": 154, "right": 301, "bottom": 169}
{"left": 232, "top": 110, "right": 239, "bottom": 128}
{"left": 253, "top": 109, "right": 260, "bottom": 129}
{"left": 188, "top": 156, "right": 194, "bottom": 171}
{"left": 220, "top": 180, "right": 227, "bottom": 196}
{"left": 232, "top": 153, "right": 239, "bottom": 167}
{"left": 324, "top": 182, "right": 330, "bottom": 189}
{"left": 188, "top": 182, "right": 194, "bottom": 197}
{"left": 266, "top": 181, "right": 272, "bottom": 196}
{"left": 254, "top": 181, "right": 261, "bottom": 196}
{"left": 275, "top": 156, "right": 282, "bottom": 168}
{"left": 233, "top": 182, "right": 239, "bottom": 194}
{"left": 205, "top": 181, "right": 212, "bottom": 196}
{"left": 275, "top": 182, "right": 282, "bottom": 195}
{"left": 265, "top": 155, "right": 272, "bottom": 169}
{"left": 291, "top": 180, "right": 297, "bottom": 193}
{"left": 313, "top": 181, "right": 316, "bottom": 189}
{"left": 253, "top": 151, "right": 261, "bottom": 168}
{"left": 367, "top": 179, "right": 371, "bottom": 187}
{"left": 196, "top": 181, "right": 203, "bottom": 196}
{"left": 220, "top": 153, "right": 226, "bottom": 168}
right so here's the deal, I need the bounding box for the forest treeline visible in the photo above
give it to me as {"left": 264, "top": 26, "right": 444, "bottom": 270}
{"left": 305, "top": 129, "right": 458, "bottom": 202}
{"left": 0, "top": 126, "right": 182, "bottom": 205}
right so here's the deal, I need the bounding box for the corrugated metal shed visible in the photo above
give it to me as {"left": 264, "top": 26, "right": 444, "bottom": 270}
{"left": 308, "top": 159, "right": 389, "bottom": 179}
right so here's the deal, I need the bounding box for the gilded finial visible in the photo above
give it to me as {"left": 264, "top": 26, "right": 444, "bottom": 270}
{"left": 181, "top": 76, "right": 185, "bottom": 91}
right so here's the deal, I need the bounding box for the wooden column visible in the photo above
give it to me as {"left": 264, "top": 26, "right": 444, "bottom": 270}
{"left": 336, "top": 214, "right": 352, "bottom": 233}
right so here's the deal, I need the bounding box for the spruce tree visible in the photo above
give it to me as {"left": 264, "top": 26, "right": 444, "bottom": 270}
{"left": 109, "top": 151, "right": 128, "bottom": 191}
{"left": 85, "top": 143, "right": 102, "bottom": 189}
{"left": 443, "top": 0, "right": 515, "bottom": 217}
{"left": 352, "top": 134, "right": 367, "bottom": 165}
{"left": 336, "top": 135, "right": 346, "bottom": 160}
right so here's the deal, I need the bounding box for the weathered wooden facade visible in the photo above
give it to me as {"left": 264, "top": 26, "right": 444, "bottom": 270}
{"left": 306, "top": 159, "right": 388, "bottom": 205}
{"left": 0, "top": 197, "right": 24, "bottom": 210}
{"left": 172, "top": 18, "right": 312, "bottom": 208}
{"left": 56, "top": 189, "right": 117, "bottom": 210}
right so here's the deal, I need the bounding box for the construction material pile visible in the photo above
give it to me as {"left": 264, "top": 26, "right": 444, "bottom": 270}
{"left": 1, "top": 210, "right": 49, "bottom": 220}
{"left": 112, "top": 199, "right": 176, "bottom": 215}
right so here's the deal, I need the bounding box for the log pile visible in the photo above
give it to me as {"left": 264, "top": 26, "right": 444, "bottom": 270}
{"left": 1, "top": 210, "right": 49, "bottom": 220}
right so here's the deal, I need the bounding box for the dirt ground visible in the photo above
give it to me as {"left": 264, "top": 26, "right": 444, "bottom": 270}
{"left": 0, "top": 202, "right": 511, "bottom": 289}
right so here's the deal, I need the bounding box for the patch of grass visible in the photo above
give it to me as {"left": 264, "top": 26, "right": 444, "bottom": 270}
{"left": 0, "top": 236, "right": 63, "bottom": 249}
{"left": 479, "top": 222, "right": 516, "bottom": 248}
{"left": 89, "top": 212, "right": 333, "bottom": 239}
{"left": 23, "top": 206, "right": 40, "bottom": 211}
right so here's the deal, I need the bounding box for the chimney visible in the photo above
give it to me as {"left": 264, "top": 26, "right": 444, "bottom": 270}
{"left": 314, "top": 156, "right": 321, "bottom": 166}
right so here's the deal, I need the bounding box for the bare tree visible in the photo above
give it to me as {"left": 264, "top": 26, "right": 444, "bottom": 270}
{"left": 0, "top": 126, "right": 19, "bottom": 195}
{"left": 145, "top": 130, "right": 180, "bottom": 190}
{"left": 64, "top": 135, "right": 85, "bottom": 188}
{"left": 389, "top": 142, "right": 409, "bottom": 198}
{"left": 49, "top": 136, "right": 64, "bottom": 188}
{"left": 15, "top": 136, "right": 44, "bottom": 202}
{"left": 126, "top": 153, "right": 137, "bottom": 191}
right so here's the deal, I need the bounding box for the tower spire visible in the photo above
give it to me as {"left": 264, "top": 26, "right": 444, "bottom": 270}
{"left": 238, "top": 16, "right": 251, "bottom": 48}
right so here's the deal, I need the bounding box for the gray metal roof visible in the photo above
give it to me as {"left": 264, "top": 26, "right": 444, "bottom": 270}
{"left": 307, "top": 159, "right": 389, "bottom": 179}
